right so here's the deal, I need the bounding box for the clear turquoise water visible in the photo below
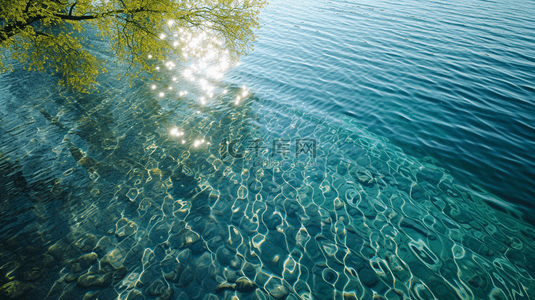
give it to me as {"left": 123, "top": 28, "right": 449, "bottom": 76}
{"left": 1, "top": 0, "right": 535, "bottom": 299}
{"left": 229, "top": 0, "right": 535, "bottom": 221}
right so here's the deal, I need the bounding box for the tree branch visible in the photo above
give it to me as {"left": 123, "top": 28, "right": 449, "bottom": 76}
{"left": 35, "top": 31, "right": 52, "bottom": 38}
{"left": 69, "top": 2, "right": 77, "bottom": 16}
{"left": 0, "top": 15, "right": 44, "bottom": 42}
{"left": 55, "top": 7, "right": 168, "bottom": 21}
{"left": 55, "top": 14, "right": 97, "bottom": 21}
{"left": 1, "top": 7, "right": 163, "bottom": 43}
{"left": 25, "top": 0, "right": 33, "bottom": 13}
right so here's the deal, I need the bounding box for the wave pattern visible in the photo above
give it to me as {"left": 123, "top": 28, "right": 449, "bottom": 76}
{"left": 1, "top": 62, "right": 535, "bottom": 299}
{"left": 2, "top": 0, "right": 535, "bottom": 299}
{"left": 228, "top": 0, "right": 535, "bottom": 220}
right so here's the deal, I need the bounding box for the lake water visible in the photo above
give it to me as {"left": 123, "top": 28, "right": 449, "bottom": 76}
{"left": 1, "top": 0, "right": 535, "bottom": 299}
{"left": 230, "top": 0, "right": 535, "bottom": 221}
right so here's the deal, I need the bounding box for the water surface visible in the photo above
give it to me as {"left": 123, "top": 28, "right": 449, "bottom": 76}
{"left": 230, "top": 0, "right": 535, "bottom": 220}
{"left": 1, "top": 0, "right": 535, "bottom": 299}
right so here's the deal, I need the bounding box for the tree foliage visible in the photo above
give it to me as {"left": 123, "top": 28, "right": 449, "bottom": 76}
{"left": 0, "top": 0, "right": 266, "bottom": 92}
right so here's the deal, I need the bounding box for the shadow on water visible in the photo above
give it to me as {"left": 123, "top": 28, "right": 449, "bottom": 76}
{"left": 0, "top": 68, "right": 85, "bottom": 299}
{"left": 0, "top": 156, "right": 62, "bottom": 299}
{"left": 0, "top": 56, "right": 266, "bottom": 298}
{"left": 0, "top": 63, "right": 204, "bottom": 299}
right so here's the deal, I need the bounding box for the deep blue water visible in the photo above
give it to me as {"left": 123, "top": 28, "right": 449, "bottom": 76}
{"left": 229, "top": 0, "right": 535, "bottom": 221}
{"left": 1, "top": 0, "right": 535, "bottom": 299}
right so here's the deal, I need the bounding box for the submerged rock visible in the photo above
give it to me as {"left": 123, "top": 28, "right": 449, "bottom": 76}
{"left": 215, "top": 282, "right": 234, "bottom": 294}
{"left": 93, "top": 236, "right": 116, "bottom": 258}
{"left": 20, "top": 266, "right": 43, "bottom": 281}
{"left": 215, "top": 277, "right": 257, "bottom": 294}
{"left": 146, "top": 279, "right": 167, "bottom": 296}
{"left": 265, "top": 278, "right": 289, "bottom": 299}
{"left": 235, "top": 277, "right": 257, "bottom": 293}
{"left": 77, "top": 273, "right": 112, "bottom": 288}
{"left": 0, "top": 281, "right": 36, "bottom": 299}
{"left": 268, "top": 285, "right": 289, "bottom": 299}
{"left": 68, "top": 252, "right": 98, "bottom": 273}
{"left": 115, "top": 218, "right": 138, "bottom": 237}
{"left": 161, "top": 258, "right": 184, "bottom": 282}
{"left": 65, "top": 273, "right": 78, "bottom": 283}
{"left": 48, "top": 240, "right": 78, "bottom": 260}
{"left": 112, "top": 266, "right": 128, "bottom": 284}
{"left": 156, "top": 287, "right": 174, "bottom": 300}
{"left": 74, "top": 235, "right": 99, "bottom": 253}
{"left": 83, "top": 290, "right": 100, "bottom": 300}
{"left": 125, "top": 289, "right": 145, "bottom": 300}
{"left": 101, "top": 248, "right": 126, "bottom": 270}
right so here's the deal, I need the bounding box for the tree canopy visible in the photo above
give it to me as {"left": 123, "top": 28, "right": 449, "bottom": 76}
{"left": 0, "top": 0, "right": 266, "bottom": 92}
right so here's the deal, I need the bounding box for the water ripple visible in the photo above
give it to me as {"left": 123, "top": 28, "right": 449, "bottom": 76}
{"left": 231, "top": 0, "right": 535, "bottom": 221}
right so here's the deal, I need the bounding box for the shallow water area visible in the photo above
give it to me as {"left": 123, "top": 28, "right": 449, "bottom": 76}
{"left": 1, "top": 0, "right": 535, "bottom": 299}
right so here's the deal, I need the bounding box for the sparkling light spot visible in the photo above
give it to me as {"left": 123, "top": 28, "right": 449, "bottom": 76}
{"left": 159, "top": 92, "right": 165, "bottom": 97}
{"left": 151, "top": 85, "right": 156, "bottom": 90}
